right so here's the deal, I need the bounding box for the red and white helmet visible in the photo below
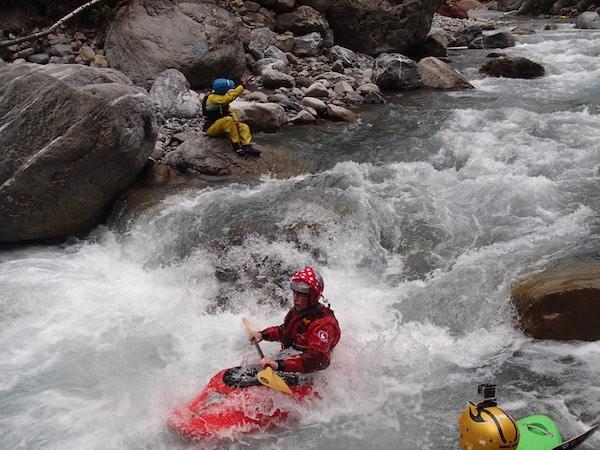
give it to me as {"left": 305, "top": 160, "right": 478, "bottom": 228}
{"left": 290, "top": 266, "right": 324, "bottom": 305}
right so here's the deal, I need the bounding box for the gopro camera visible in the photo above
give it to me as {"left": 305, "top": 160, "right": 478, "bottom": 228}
{"left": 477, "top": 383, "right": 497, "bottom": 404}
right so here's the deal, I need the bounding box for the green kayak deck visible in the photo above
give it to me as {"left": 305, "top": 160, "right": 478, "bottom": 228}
{"left": 517, "top": 415, "right": 562, "bottom": 450}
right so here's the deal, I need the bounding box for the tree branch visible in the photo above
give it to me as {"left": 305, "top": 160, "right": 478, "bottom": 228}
{"left": 0, "top": 0, "right": 106, "bottom": 49}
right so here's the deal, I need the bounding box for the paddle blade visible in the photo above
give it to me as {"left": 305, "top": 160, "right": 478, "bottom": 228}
{"left": 257, "top": 367, "right": 292, "bottom": 395}
{"left": 242, "top": 317, "right": 256, "bottom": 334}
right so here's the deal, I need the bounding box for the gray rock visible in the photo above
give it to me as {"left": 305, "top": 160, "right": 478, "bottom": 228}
{"left": 363, "top": 90, "right": 386, "bottom": 104}
{"left": 230, "top": 100, "right": 287, "bottom": 131}
{"left": 373, "top": 53, "right": 421, "bottom": 91}
{"left": 244, "top": 91, "right": 270, "bottom": 102}
{"left": 149, "top": 69, "right": 202, "bottom": 119}
{"left": 418, "top": 57, "right": 474, "bottom": 90}
{"left": 469, "top": 32, "right": 516, "bottom": 49}
{"left": 301, "top": 96, "right": 327, "bottom": 114}
{"left": 327, "top": 0, "right": 439, "bottom": 55}
{"left": 0, "top": 63, "right": 157, "bottom": 243}
{"left": 249, "top": 27, "right": 278, "bottom": 59}
{"left": 326, "top": 104, "right": 356, "bottom": 122}
{"left": 479, "top": 56, "right": 545, "bottom": 79}
{"left": 105, "top": 1, "right": 245, "bottom": 88}
{"left": 28, "top": 53, "right": 50, "bottom": 64}
{"left": 408, "top": 32, "right": 448, "bottom": 59}
{"left": 48, "top": 44, "right": 73, "bottom": 57}
{"left": 333, "top": 80, "right": 354, "bottom": 94}
{"left": 254, "top": 57, "right": 288, "bottom": 74}
{"left": 290, "top": 109, "right": 317, "bottom": 123}
{"left": 496, "top": 0, "right": 522, "bottom": 11}
{"left": 447, "top": 25, "right": 482, "bottom": 47}
{"left": 576, "top": 11, "right": 600, "bottom": 29}
{"left": 79, "top": 45, "right": 95, "bottom": 64}
{"left": 276, "top": 34, "right": 295, "bottom": 53}
{"left": 261, "top": 69, "right": 296, "bottom": 88}
{"left": 264, "top": 45, "right": 289, "bottom": 64}
{"left": 357, "top": 82, "right": 380, "bottom": 94}
{"left": 275, "top": 5, "right": 329, "bottom": 35}
{"left": 304, "top": 82, "right": 329, "bottom": 97}
{"left": 345, "top": 91, "right": 364, "bottom": 104}
{"left": 293, "top": 32, "right": 323, "bottom": 56}
{"left": 329, "top": 45, "right": 357, "bottom": 67}
{"left": 332, "top": 60, "right": 344, "bottom": 73}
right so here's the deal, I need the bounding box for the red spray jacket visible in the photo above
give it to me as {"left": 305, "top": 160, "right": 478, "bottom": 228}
{"left": 260, "top": 305, "right": 341, "bottom": 373}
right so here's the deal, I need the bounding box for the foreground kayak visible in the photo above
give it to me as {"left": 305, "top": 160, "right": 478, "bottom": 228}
{"left": 517, "top": 415, "right": 562, "bottom": 450}
{"left": 167, "top": 367, "right": 315, "bottom": 440}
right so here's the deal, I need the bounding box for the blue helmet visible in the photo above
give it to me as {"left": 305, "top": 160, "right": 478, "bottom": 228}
{"left": 212, "top": 78, "right": 235, "bottom": 94}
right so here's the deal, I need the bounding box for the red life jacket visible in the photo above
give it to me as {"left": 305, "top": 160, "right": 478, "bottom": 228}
{"left": 261, "top": 305, "right": 341, "bottom": 373}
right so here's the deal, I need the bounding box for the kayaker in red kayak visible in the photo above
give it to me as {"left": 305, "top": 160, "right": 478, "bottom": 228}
{"left": 248, "top": 266, "right": 341, "bottom": 373}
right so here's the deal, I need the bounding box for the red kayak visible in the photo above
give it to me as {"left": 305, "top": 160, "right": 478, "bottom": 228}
{"left": 167, "top": 367, "right": 315, "bottom": 440}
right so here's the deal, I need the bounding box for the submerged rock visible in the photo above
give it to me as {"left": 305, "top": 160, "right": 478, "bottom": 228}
{"left": 512, "top": 264, "right": 600, "bottom": 341}
{"left": 418, "top": 57, "right": 474, "bottom": 89}
{"left": 469, "top": 32, "right": 516, "bottom": 49}
{"left": 0, "top": 64, "right": 157, "bottom": 243}
{"left": 479, "top": 56, "right": 545, "bottom": 79}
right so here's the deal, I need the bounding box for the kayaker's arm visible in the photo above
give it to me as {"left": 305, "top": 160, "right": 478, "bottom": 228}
{"left": 260, "top": 324, "right": 285, "bottom": 342}
{"left": 206, "top": 85, "right": 245, "bottom": 105}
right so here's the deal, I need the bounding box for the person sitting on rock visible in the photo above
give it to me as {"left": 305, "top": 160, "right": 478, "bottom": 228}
{"left": 202, "top": 76, "right": 261, "bottom": 157}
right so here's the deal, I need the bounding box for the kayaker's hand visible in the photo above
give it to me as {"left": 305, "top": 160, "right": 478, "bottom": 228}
{"left": 242, "top": 75, "right": 254, "bottom": 87}
{"left": 260, "top": 357, "right": 278, "bottom": 370}
{"left": 248, "top": 331, "right": 262, "bottom": 343}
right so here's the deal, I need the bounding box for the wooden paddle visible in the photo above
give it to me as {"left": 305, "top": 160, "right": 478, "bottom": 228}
{"left": 242, "top": 318, "right": 292, "bottom": 395}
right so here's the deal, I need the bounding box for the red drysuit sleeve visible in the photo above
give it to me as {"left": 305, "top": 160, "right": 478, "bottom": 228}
{"left": 277, "top": 322, "right": 337, "bottom": 373}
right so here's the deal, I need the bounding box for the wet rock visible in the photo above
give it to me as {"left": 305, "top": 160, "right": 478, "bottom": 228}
{"left": 149, "top": 69, "right": 202, "bottom": 120}
{"left": 407, "top": 32, "right": 448, "bottom": 60}
{"left": 511, "top": 264, "right": 600, "bottom": 341}
{"left": 576, "top": 11, "right": 600, "bottom": 29}
{"left": 290, "top": 109, "right": 316, "bottom": 123}
{"left": 0, "top": 64, "right": 156, "bottom": 243}
{"left": 162, "top": 134, "right": 304, "bottom": 177}
{"left": 418, "top": 57, "right": 474, "bottom": 90}
{"left": 363, "top": 91, "right": 386, "bottom": 104}
{"left": 327, "top": 0, "right": 439, "bottom": 55}
{"left": 254, "top": 57, "right": 288, "bottom": 74}
{"left": 105, "top": 1, "right": 245, "bottom": 88}
{"left": 302, "top": 96, "right": 327, "bottom": 115}
{"left": 511, "top": 26, "right": 536, "bottom": 35}
{"left": 479, "top": 56, "right": 545, "bottom": 79}
{"left": 373, "top": 53, "right": 421, "bottom": 91}
{"left": 230, "top": 100, "right": 287, "bottom": 130}
{"left": 274, "top": 5, "right": 329, "bottom": 35}
{"left": 264, "top": 45, "right": 289, "bottom": 64}
{"left": 469, "top": 32, "right": 516, "bottom": 49}
{"left": 448, "top": 25, "right": 483, "bottom": 47}
{"left": 326, "top": 104, "right": 356, "bottom": 122}
{"left": 331, "top": 60, "right": 344, "bottom": 73}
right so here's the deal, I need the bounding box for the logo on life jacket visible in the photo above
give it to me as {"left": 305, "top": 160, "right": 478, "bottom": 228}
{"left": 317, "top": 330, "right": 329, "bottom": 342}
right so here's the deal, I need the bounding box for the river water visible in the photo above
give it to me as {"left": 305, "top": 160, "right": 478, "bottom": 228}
{"left": 1, "top": 17, "right": 600, "bottom": 450}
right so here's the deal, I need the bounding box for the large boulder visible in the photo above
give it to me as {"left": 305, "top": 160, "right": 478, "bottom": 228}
{"left": 511, "top": 264, "right": 600, "bottom": 341}
{"left": 418, "top": 57, "right": 474, "bottom": 89}
{"left": 479, "top": 56, "right": 545, "bottom": 79}
{"left": 105, "top": 0, "right": 245, "bottom": 89}
{"left": 0, "top": 64, "right": 157, "bottom": 243}
{"left": 576, "top": 11, "right": 600, "bottom": 29}
{"left": 230, "top": 100, "right": 287, "bottom": 131}
{"left": 373, "top": 53, "right": 421, "bottom": 91}
{"left": 162, "top": 134, "right": 305, "bottom": 177}
{"left": 149, "top": 69, "right": 202, "bottom": 120}
{"left": 326, "top": 0, "right": 439, "bottom": 56}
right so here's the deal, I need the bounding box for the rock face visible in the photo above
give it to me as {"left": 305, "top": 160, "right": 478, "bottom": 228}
{"left": 480, "top": 56, "right": 544, "bottom": 79}
{"left": 0, "top": 64, "right": 157, "bottom": 243}
{"left": 105, "top": 0, "right": 245, "bottom": 88}
{"left": 511, "top": 264, "right": 600, "bottom": 341}
{"left": 326, "top": 0, "right": 439, "bottom": 56}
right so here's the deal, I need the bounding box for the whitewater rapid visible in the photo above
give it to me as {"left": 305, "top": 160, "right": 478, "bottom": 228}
{"left": 1, "top": 18, "right": 600, "bottom": 450}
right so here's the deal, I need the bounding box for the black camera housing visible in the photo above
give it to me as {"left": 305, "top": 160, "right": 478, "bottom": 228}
{"left": 477, "top": 383, "right": 497, "bottom": 404}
